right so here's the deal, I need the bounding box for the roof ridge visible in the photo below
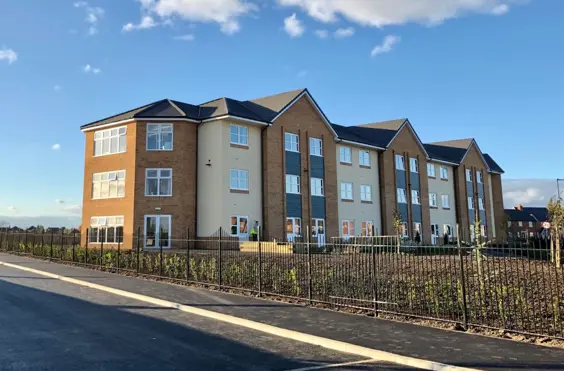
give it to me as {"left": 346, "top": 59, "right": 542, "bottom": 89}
{"left": 198, "top": 96, "right": 226, "bottom": 106}
{"left": 248, "top": 88, "right": 305, "bottom": 103}
{"left": 134, "top": 98, "right": 170, "bottom": 117}
{"left": 166, "top": 99, "right": 187, "bottom": 117}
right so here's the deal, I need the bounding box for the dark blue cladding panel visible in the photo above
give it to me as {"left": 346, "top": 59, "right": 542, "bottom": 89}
{"left": 286, "top": 151, "right": 301, "bottom": 176}
{"left": 311, "top": 197, "right": 325, "bottom": 219}
{"left": 310, "top": 156, "right": 324, "bottom": 179}
{"left": 286, "top": 193, "right": 302, "bottom": 218}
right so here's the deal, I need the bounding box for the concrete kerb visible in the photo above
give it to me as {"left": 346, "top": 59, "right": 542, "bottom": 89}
{"left": 0, "top": 259, "right": 482, "bottom": 371}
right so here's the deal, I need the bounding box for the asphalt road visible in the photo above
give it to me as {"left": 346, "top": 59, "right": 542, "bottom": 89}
{"left": 0, "top": 264, "right": 416, "bottom": 371}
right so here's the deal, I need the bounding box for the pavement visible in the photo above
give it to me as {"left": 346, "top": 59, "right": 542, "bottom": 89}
{"left": 1, "top": 252, "right": 564, "bottom": 370}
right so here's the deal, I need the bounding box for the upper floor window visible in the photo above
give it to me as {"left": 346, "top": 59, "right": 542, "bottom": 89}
{"left": 147, "top": 124, "right": 173, "bottom": 151}
{"left": 360, "top": 185, "right": 372, "bottom": 201}
{"left": 359, "top": 150, "right": 370, "bottom": 167}
{"left": 429, "top": 193, "right": 438, "bottom": 207}
{"left": 340, "top": 182, "right": 353, "bottom": 200}
{"left": 466, "top": 169, "right": 473, "bottom": 182}
{"left": 476, "top": 170, "right": 484, "bottom": 184}
{"left": 468, "top": 196, "right": 474, "bottom": 210}
{"left": 230, "top": 169, "right": 249, "bottom": 191}
{"left": 508, "top": 221, "right": 512, "bottom": 227}
{"left": 441, "top": 194, "right": 450, "bottom": 209}
{"left": 230, "top": 124, "right": 248, "bottom": 146}
{"left": 395, "top": 155, "right": 405, "bottom": 170}
{"left": 410, "top": 158, "right": 419, "bottom": 173}
{"left": 478, "top": 197, "right": 485, "bottom": 210}
{"left": 529, "top": 221, "right": 533, "bottom": 228}
{"left": 411, "top": 190, "right": 421, "bottom": 205}
{"left": 310, "top": 138, "right": 323, "bottom": 156}
{"left": 286, "top": 174, "right": 300, "bottom": 194}
{"left": 340, "top": 146, "right": 352, "bottom": 163}
{"left": 92, "top": 170, "right": 125, "bottom": 199}
{"left": 311, "top": 177, "right": 324, "bottom": 196}
{"left": 440, "top": 166, "right": 448, "bottom": 180}
{"left": 145, "top": 169, "right": 172, "bottom": 196}
{"left": 94, "top": 126, "right": 126, "bottom": 156}
{"left": 518, "top": 221, "right": 523, "bottom": 227}
{"left": 397, "top": 188, "right": 407, "bottom": 203}
{"left": 285, "top": 132, "right": 299, "bottom": 152}
{"left": 90, "top": 216, "right": 124, "bottom": 244}
{"left": 427, "top": 163, "right": 436, "bottom": 177}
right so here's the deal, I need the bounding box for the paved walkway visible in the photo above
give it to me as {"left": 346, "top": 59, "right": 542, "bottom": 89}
{"left": 1, "top": 253, "right": 564, "bottom": 370}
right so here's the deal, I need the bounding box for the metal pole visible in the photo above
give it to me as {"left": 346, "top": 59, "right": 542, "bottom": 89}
{"left": 258, "top": 238, "right": 262, "bottom": 297}
{"left": 85, "top": 228, "right": 89, "bottom": 265}
{"left": 117, "top": 230, "right": 121, "bottom": 271}
{"left": 24, "top": 231, "right": 28, "bottom": 254}
{"left": 159, "top": 229, "right": 163, "bottom": 277}
{"left": 185, "top": 228, "right": 190, "bottom": 281}
{"left": 61, "top": 229, "right": 65, "bottom": 261}
{"left": 456, "top": 224, "right": 468, "bottom": 330}
{"left": 100, "top": 232, "right": 104, "bottom": 267}
{"left": 557, "top": 179, "right": 562, "bottom": 201}
{"left": 136, "top": 226, "right": 141, "bottom": 274}
{"left": 72, "top": 231, "right": 76, "bottom": 262}
{"left": 372, "top": 234, "right": 378, "bottom": 316}
{"left": 218, "top": 227, "right": 223, "bottom": 288}
{"left": 307, "top": 225, "right": 312, "bottom": 305}
{"left": 50, "top": 230, "right": 54, "bottom": 260}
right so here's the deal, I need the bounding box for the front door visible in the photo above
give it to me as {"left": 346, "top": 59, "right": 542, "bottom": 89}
{"left": 144, "top": 215, "right": 171, "bottom": 249}
{"left": 312, "top": 219, "right": 325, "bottom": 246}
{"left": 230, "top": 216, "right": 248, "bottom": 240}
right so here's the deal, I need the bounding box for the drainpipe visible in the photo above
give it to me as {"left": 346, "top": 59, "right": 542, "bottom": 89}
{"left": 260, "top": 124, "right": 272, "bottom": 240}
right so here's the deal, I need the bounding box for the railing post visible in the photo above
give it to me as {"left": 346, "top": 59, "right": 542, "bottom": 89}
{"left": 372, "top": 235, "right": 378, "bottom": 316}
{"left": 218, "top": 227, "right": 223, "bottom": 288}
{"left": 307, "top": 226, "right": 312, "bottom": 305}
{"left": 136, "top": 227, "right": 141, "bottom": 274}
{"left": 72, "top": 231, "right": 76, "bottom": 262}
{"left": 0, "top": 228, "right": 4, "bottom": 251}
{"left": 24, "top": 231, "right": 28, "bottom": 254}
{"left": 117, "top": 230, "right": 121, "bottom": 271}
{"left": 85, "top": 228, "right": 89, "bottom": 265}
{"left": 100, "top": 233, "right": 104, "bottom": 268}
{"left": 258, "top": 239, "right": 262, "bottom": 297}
{"left": 456, "top": 224, "right": 469, "bottom": 330}
{"left": 159, "top": 230, "right": 164, "bottom": 277}
{"left": 185, "top": 228, "right": 190, "bottom": 281}
{"left": 50, "top": 230, "right": 54, "bottom": 260}
{"left": 61, "top": 228, "right": 65, "bottom": 261}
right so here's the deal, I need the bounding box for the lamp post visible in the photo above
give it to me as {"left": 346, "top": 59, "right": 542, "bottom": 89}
{"left": 557, "top": 178, "right": 564, "bottom": 201}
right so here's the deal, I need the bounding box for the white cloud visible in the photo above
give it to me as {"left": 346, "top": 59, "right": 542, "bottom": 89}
{"left": 503, "top": 179, "right": 558, "bottom": 207}
{"left": 74, "top": 1, "right": 87, "bottom": 7}
{"left": 83, "top": 64, "right": 101, "bottom": 74}
{"left": 173, "top": 34, "right": 196, "bottom": 40}
{"left": 0, "top": 48, "right": 17, "bottom": 64}
{"left": 277, "top": 0, "right": 516, "bottom": 27}
{"left": 123, "top": 16, "right": 158, "bottom": 31}
{"left": 284, "top": 13, "right": 305, "bottom": 38}
{"left": 62, "top": 205, "right": 82, "bottom": 214}
{"left": 334, "top": 27, "right": 354, "bottom": 38}
{"left": 371, "top": 34, "right": 400, "bottom": 57}
{"left": 314, "top": 29, "right": 329, "bottom": 39}
{"left": 74, "top": 2, "right": 104, "bottom": 36}
{"left": 491, "top": 4, "right": 509, "bottom": 15}
{"left": 51, "top": 143, "right": 61, "bottom": 150}
{"left": 136, "top": 0, "right": 257, "bottom": 35}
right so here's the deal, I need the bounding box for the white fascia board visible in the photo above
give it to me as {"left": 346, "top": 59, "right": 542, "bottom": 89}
{"left": 201, "top": 115, "right": 270, "bottom": 126}
{"left": 81, "top": 117, "right": 199, "bottom": 132}
{"left": 337, "top": 139, "right": 385, "bottom": 151}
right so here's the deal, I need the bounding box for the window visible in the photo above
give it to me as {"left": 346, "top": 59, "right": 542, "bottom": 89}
{"left": 230, "top": 169, "right": 249, "bottom": 191}
{"left": 518, "top": 221, "right": 523, "bottom": 227}
{"left": 429, "top": 193, "right": 438, "bottom": 207}
{"left": 310, "top": 138, "right": 323, "bottom": 156}
{"left": 311, "top": 178, "right": 324, "bottom": 196}
{"left": 440, "top": 166, "right": 448, "bottom": 180}
{"left": 441, "top": 194, "right": 450, "bottom": 209}
{"left": 414, "top": 222, "right": 422, "bottom": 238}
{"left": 361, "top": 221, "right": 374, "bottom": 236}
{"left": 94, "top": 126, "right": 127, "bottom": 156}
{"left": 359, "top": 150, "right": 370, "bottom": 167}
{"left": 360, "top": 185, "right": 372, "bottom": 202}
{"left": 285, "top": 132, "right": 299, "bottom": 152}
{"left": 468, "top": 197, "right": 474, "bottom": 209}
{"left": 147, "top": 123, "right": 173, "bottom": 151}
{"left": 89, "top": 216, "right": 124, "bottom": 244}
{"left": 529, "top": 221, "right": 533, "bottom": 228}
{"left": 400, "top": 223, "right": 408, "bottom": 238}
{"left": 230, "top": 216, "right": 248, "bottom": 236}
{"left": 340, "top": 182, "right": 353, "bottom": 200}
{"left": 397, "top": 188, "right": 407, "bottom": 203}
{"left": 444, "top": 224, "right": 452, "bottom": 236}
{"left": 410, "top": 158, "right": 419, "bottom": 173}
{"left": 340, "top": 146, "right": 352, "bottom": 163}
{"left": 144, "top": 215, "right": 171, "bottom": 248}
{"left": 480, "top": 225, "right": 487, "bottom": 237}
{"left": 342, "top": 220, "right": 354, "bottom": 236}
{"left": 145, "top": 169, "right": 172, "bottom": 196}
{"left": 478, "top": 198, "right": 485, "bottom": 210}
{"left": 411, "top": 190, "right": 421, "bottom": 205}
{"left": 230, "top": 124, "right": 248, "bottom": 146}
{"left": 286, "top": 175, "right": 300, "bottom": 194}
{"left": 508, "top": 221, "right": 512, "bottom": 227}
{"left": 286, "top": 218, "right": 302, "bottom": 236}
{"left": 92, "top": 170, "right": 125, "bottom": 199}
{"left": 431, "top": 224, "right": 439, "bottom": 237}
{"left": 466, "top": 169, "right": 473, "bottom": 182}
{"left": 427, "top": 163, "right": 436, "bottom": 177}
{"left": 395, "top": 155, "right": 405, "bottom": 170}
{"left": 312, "top": 219, "right": 325, "bottom": 236}
{"left": 476, "top": 170, "right": 483, "bottom": 184}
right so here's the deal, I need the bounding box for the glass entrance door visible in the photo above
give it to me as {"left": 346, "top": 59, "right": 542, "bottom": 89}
{"left": 144, "top": 215, "right": 171, "bottom": 249}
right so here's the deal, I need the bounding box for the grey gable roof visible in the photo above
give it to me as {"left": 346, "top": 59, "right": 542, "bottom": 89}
{"left": 483, "top": 153, "right": 504, "bottom": 173}
{"left": 423, "top": 143, "right": 467, "bottom": 164}
{"left": 331, "top": 123, "right": 397, "bottom": 149}
{"left": 505, "top": 207, "right": 548, "bottom": 222}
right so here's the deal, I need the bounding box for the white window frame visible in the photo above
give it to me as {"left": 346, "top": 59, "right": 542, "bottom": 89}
{"left": 360, "top": 185, "right": 372, "bottom": 202}
{"left": 444, "top": 224, "right": 452, "bottom": 236}
{"left": 339, "top": 146, "right": 352, "bottom": 164}
{"left": 414, "top": 222, "right": 422, "bottom": 237}
{"left": 400, "top": 222, "right": 408, "bottom": 238}
{"left": 94, "top": 126, "right": 127, "bottom": 157}
{"left": 429, "top": 192, "right": 438, "bottom": 207}
{"left": 466, "top": 169, "right": 473, "bottom": 182}
{"left": 230, "top": 169, "right": 249, "bottom": 191}
{"left": 342, "top": 220, "right": 355, "bottom": 237}
{"left": 395, "top": 155, "right": 405, "bottom": 170}
{"left": 285, "top": 132, "right": 299, "bottom": 152}
{"left": 286, "top": 217, "right": 302, "bottom": 238}
{"left": 431, "top": 223, "right": 440, "bottom": 237}
{"left": 361, "top": 221, "right": 374, "bottom": 236}
{"left": 311, "top": 177, "right": 324, "bottom": 196}
{"left": 359, "top": 150, "right": 370, "bottom": 167}
{"left": 441, "top": 194, "right": 450, "bottom": 209}
{"left": 529, "top": 221, "right": 533, "bottom": 228}
{"left": 478, "top": 197, "right": 485, "bottom": 210}
{"left": 145, "top": 168, "right": 173, "bottom": 197}
{"left": 92, "top": 170, "right": 125, "bottom": 200}
{"left": 397, "top": 188, "right": 407, "bottom": 204}
{"left": 230, "top": 124, "right": 248, "bottom": 146}
{"left": 508, "top": 221, "right": 512, "bottom": 227}
{"left": 89, "top": 216, "right": 124, "bottom": 244}
{"left": 146, "top": 123, "right": 173, "bottom": 151}
{"left": 144, "top": 215, "right": 171, "bottom": 249}
{"left": 230, "top": 215, "right": 249, "bottom": 237}
{"left": 440, "top": 166, "right": 448, "bottom": 180}
{"left": 427, "top": 163, "right": 436, "bottom": 177}
{"left": 468, "top": 196, "right": 474, "bottom": 210}
{"left": 411, "top": 190, "right": 421, "bottom": 205}
{"left": 476, "top": 170, "right": 483, "bottom": 184}
{"left": 518, "top": 221, "right": 523, "bottom": 227}
{"left": 340, "top": 182, "right": 353, "bottom": 200}
{"left": 410, "top": 158, "right": 419, "bottom": 173}
{"left": 286, "top": 174, "right": 301, "bottom": 194}
{"left": 309, "top": 138, "right": 323, "bottom": 157}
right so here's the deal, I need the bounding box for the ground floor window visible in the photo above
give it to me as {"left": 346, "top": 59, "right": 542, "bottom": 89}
{"left": 144, "top": 215, "right": 171, "bottom": 248}
{"left": 400, "top": 222, "right": 408, "bottom": 238}
{"left": 342, "top": 220, "right": 354, "bottom": 237}
{"left": 230, "top": 216, "right": 248, "bottom": 237}
{"left": 89, "top": 216, "right": 124, "bottom": 243}
{"left": 311, "top": 219, "right": 325, "bottom": 236}
{"left": 286, "top": 217, "right": 301, "bottom": 240}
{"left": 361, "top": 221, "right": 374, "bottom": 236}
{"left": 413, "top": 222, "right": 422, "bottom": 241}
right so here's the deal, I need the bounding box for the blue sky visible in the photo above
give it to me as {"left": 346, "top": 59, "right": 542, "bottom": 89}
{"left": 0, "top": 0, "right": 562, "bottom": 223}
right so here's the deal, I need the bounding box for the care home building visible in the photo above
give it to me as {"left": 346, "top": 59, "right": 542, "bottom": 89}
{"left": 80, "top": 88, "right": 506, "bottom": 248}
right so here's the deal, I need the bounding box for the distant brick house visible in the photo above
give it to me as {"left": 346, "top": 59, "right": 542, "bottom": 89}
{"left": 505, "top": 205, "right": 549, "bottom": 239}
